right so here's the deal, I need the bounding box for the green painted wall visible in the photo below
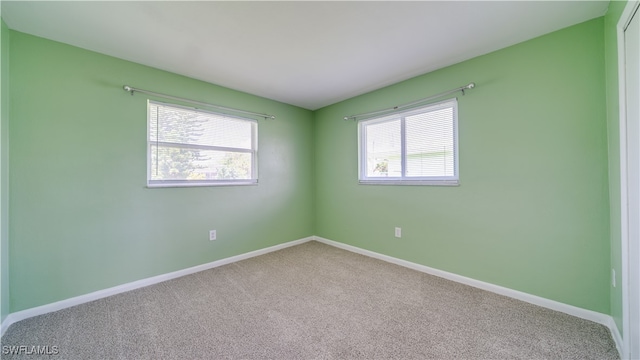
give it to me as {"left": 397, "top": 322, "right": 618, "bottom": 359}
{"left": 1, "top": 17, "right": 9, "bottom": 323}
{"left": 8, "top": 31, "right": 315, "bottom": 312}
{"left": 314, "top": 18, "right": 610, "bottom": 313}
{"left": 3, "top": 13, "right": 617, "bottom": 318}
{"left": 604, "top": 0, "right": 628, "bottom": 336}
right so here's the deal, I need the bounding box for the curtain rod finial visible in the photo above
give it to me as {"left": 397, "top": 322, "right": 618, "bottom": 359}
{"left": 467, "top": 83, "right": 475, "bottom": 89}
{"left": 123, "top": 85, "right": 132, "bottom": 92}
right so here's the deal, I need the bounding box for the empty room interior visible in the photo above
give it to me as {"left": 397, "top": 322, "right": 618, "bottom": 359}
{"left": 0, "top": 1, "right": 639, "bottom": 359}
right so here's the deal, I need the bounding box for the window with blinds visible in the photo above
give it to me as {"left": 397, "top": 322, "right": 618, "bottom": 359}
{"left": 358, "top": 99, "right": 458, "bottom": 185}
{"left": 147, "top": 101, "right": 257, "bottom": 187}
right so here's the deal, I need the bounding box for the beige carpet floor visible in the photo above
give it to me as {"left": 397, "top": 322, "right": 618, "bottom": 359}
{"left": 1, "top": 241, "right": 619, "bottom": 359}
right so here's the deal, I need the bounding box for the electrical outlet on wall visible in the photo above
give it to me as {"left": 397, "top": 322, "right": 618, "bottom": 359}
{"left": 209, "top": 230, "right": 217, "bottom": 241}
{"left": 395, "top": 227, "right": 402, "bottom": 238}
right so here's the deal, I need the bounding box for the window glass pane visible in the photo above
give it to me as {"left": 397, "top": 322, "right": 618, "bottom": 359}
{"left": 365, "top": 119, "right": 401, "bottom": 177}
{"left": 358, "top": 99, "right": 458, "bottom": 185}
{"left": 149, "top": 103, "right": 253, "bottom": 150}
{"left": 150, "top": 145, "right": 252, "bottom": 181}
{"left": 405, "top": 107, "right": 455, "bottom": 177}
{"left": 148, "top": 101, "right": 257, "bottom": 186}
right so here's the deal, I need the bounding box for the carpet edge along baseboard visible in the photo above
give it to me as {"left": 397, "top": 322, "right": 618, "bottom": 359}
{"left": 0, "top": 235, "right": 623, "bottom": 358}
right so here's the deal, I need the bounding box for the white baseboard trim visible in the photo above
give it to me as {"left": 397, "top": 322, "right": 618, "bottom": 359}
{"left": 0, "top": 315, "right": 7, "bottom": 337}
{"left": 1, "top": 234, "right": 625, "bottom": 359}
{"left": 0, "top": 236, "right": 314, "bottom": 337}
{"left": 606, "top": 316, "right": 624, "bottom": 358}
{"left": 313, "top": 236, "right": 623, "bottom": 357}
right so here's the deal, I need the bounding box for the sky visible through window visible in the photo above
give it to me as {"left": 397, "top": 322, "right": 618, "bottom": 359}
{"left": 362, "top": 103, "right": 456, "bottom": 181}
{"left": 148, "top": 102, "right": 256, "bottom": 184}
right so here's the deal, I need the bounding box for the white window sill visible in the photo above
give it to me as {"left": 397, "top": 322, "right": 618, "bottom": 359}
{"left": 358, "top": 180, "right": 459, "bottom": 186}
{"left": 147, "top": 181, "right": 258, "bottom": 188}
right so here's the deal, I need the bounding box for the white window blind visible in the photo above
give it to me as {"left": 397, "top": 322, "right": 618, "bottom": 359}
{"left": 358, "top": 99, "right": 459, "bottom": 185}
{"left": 147, "top": 101, "right": 257, "bottom": 187}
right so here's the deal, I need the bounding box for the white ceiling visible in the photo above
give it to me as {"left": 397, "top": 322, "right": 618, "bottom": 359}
{"left": 2, "top": 1, "right": 609, "bottom": 110}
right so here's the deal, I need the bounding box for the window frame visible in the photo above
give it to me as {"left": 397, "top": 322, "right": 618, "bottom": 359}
{"left": 146, "top": 100, "right": 258, "bottom": 188}
{"left": 357, "top": 98, "right": 459, "bottom": 186}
